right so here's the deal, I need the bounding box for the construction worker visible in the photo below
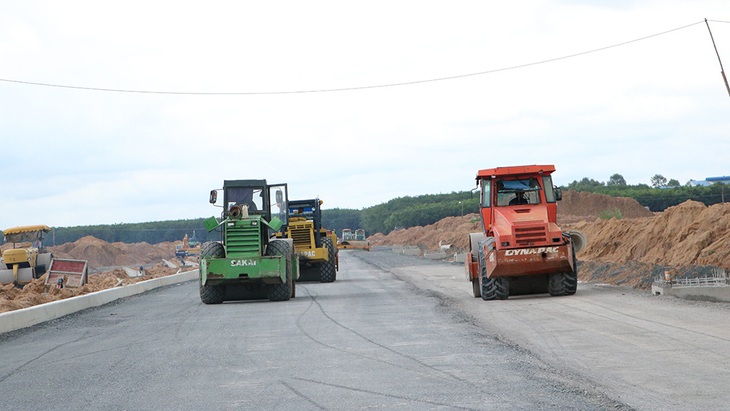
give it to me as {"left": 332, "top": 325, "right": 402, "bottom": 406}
{"left": 510, "top": 192, "right": 529, "bottom": 205}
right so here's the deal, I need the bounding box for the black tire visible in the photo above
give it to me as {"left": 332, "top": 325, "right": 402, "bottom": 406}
{"left": 479, "top": 238, "right": 509, "bottom": 300}
{"left": 566, "top": 244, "right": 578, "bottom": 295}
{"left": 199, "top": 241, "right": 226, "bottom": 304}
{"left": 482, "top": 276, "right": 509, "bottom": 300}
{"left": 319, "top": 237, "right": 336, "bottom": 283}
{"left": 549, "top": 245, "right": 578, "bottom": 296}
{"left": 266, "top": 240, "right": 292, "bottom": 301}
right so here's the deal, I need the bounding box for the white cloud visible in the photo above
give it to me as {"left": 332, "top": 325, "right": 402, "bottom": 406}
{"left": 1, "top": 0, "right": 729, "bottom": 230}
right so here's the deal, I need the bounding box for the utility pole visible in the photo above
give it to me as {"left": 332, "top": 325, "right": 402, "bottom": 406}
{"left": 705, "top": 18, "right": 730, "bottom": 97}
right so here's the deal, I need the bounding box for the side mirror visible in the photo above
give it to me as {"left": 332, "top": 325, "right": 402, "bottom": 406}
{"left": 275, "top": 189, "right": 283, "bottom": 204}
{"left": 209, "top": 190, "right": 218, "bottom": 204}
{"left": 554, "top": 187, "right": 563, "bottom": 201}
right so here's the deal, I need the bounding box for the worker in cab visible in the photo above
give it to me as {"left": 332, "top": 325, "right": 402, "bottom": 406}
{"left": 509, "top": 192, "right": 529, "bottom": 205}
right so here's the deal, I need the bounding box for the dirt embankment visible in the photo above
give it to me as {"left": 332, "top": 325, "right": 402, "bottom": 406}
{"left": 567, "top": 200, "right": 730, "bottom": 267}
{"left": 370, "top": 190, "right": 729, "bottom": 290}
{"left": 557, "top": 190, "right": 654, "bottom": 221}
{"left": 567, "top": 200, "right": 730, "bottom": 288}
{"left": 1, "top": 237, "right": 193, "bottom": 313}
{"left": 369, "top": 190, "right": 655, "bottom": 252}
{"left": 49, "top": 236, "right": 181, "bottom": 270}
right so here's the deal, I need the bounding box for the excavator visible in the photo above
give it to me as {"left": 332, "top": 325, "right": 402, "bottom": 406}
{"left": 175, "top": 231, "right": 201, "bottom": 261}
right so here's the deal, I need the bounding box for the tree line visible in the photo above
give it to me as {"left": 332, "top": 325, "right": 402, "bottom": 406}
{"left": 16, "top": 174, "right": 725, "bottom": 246}
{"left": 47, "top": 219, "right": 216, "bottom": 247}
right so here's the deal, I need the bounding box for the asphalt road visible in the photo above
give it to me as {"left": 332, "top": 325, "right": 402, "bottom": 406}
{"left": 2, "top": 249, "right": 727, "bottom": 410}
{"left": 357, "top": 248, "right": 730, "bottom": 411}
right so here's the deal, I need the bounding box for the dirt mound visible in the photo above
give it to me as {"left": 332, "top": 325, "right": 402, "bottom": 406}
{"left": 567, "top": 200, "right": 730, "bottom": 268}
{"left": 558, "top": 190, "right": 654, "bottom": 220}
{"left": 50, "top": 236, "right": 180, "bottom": 270}
{"left": 369, "top": 215, "right": 482, "bottom": 252}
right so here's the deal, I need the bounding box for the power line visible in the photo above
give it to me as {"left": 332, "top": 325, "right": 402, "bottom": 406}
{"left": 0, "top": 19, "right": 707, "bottom": 96}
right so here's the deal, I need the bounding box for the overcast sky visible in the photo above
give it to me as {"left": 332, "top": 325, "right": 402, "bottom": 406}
{"left": 1, "top": 1, "right": 728, "bottom": 230}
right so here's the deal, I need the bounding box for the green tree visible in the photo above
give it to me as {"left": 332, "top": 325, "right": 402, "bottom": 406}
{"left": 322, "top": 208, "right": 362, "bottom": 237}
{"left": 566, "top": 177, "right": 605, "bottom": 191}
{"left": 667, "top": 179, "right": 681, "bottom": 188}
{"left": 650, "top": 174, "right": 667, "bottom": 188}
{"left": 607, "top": 173, "right": 627, "bottom": 187}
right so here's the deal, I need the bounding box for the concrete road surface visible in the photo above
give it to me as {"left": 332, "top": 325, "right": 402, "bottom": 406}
{"left": 0, "top": 250, "right": 629, "bottom": 410}
{"left": 357, "top": 248, "right": 730, "bottom": 411}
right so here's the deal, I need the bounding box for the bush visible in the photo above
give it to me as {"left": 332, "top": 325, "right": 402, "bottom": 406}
{"left": 598, "top": 208, "right": 623, "bottom": 220}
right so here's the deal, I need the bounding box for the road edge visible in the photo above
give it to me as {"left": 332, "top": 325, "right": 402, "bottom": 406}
{"left": 0, "top": 269, "right": 199, "bottom": 335}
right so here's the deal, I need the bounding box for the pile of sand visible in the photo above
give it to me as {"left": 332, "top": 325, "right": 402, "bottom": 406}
{"left": 369, "top": 215, "right": 482, "bottom": 252}
{"left": 557, "top": 190, "right": 654, "bottom": 220}
{"left": 565, "top": 200, "right": 730, "bottom": 288}
{"left": 566, "top": 200, "right": 730, "bottom": 267}
{"left": 50, "top": 236, "right": 180, "bottom": 269}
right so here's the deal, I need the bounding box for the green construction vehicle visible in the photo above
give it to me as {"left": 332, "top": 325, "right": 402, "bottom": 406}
{"left": 279, "top": 198, "right": 338, "bottom": 282}
{"left": 199, "top": 179, "right": 299, "bottom": 304}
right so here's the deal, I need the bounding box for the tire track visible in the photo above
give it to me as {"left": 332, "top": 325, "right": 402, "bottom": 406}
{"left": 288, "top": 376, "right": 482, "bottom": 411}
{"left": 295, "top": 273, "right": 528, "bottom": 408}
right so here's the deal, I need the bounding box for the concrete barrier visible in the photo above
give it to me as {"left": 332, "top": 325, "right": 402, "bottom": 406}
{"left": 651, "top": 282, "right": 730, "bottom": 303}
{"left": 424, "top": 251, "right": 447, "bottom": 260}
{"left": 0, "top": 269, "right": 199, "bottom": 335}
{"left": 452, "top": 253, "right": 467, "bottom": 263}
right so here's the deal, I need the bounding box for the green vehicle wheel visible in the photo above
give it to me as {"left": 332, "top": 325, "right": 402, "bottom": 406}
{"left": 267, "top": 240, "right": 292, "bottom": 301}
{"left": 199, "top": 241, "right": 226, "bottom": 304}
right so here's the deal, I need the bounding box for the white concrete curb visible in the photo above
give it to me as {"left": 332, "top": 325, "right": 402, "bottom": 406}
{"left": 0, "top": 269, "right": 199, "bottom": 335}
